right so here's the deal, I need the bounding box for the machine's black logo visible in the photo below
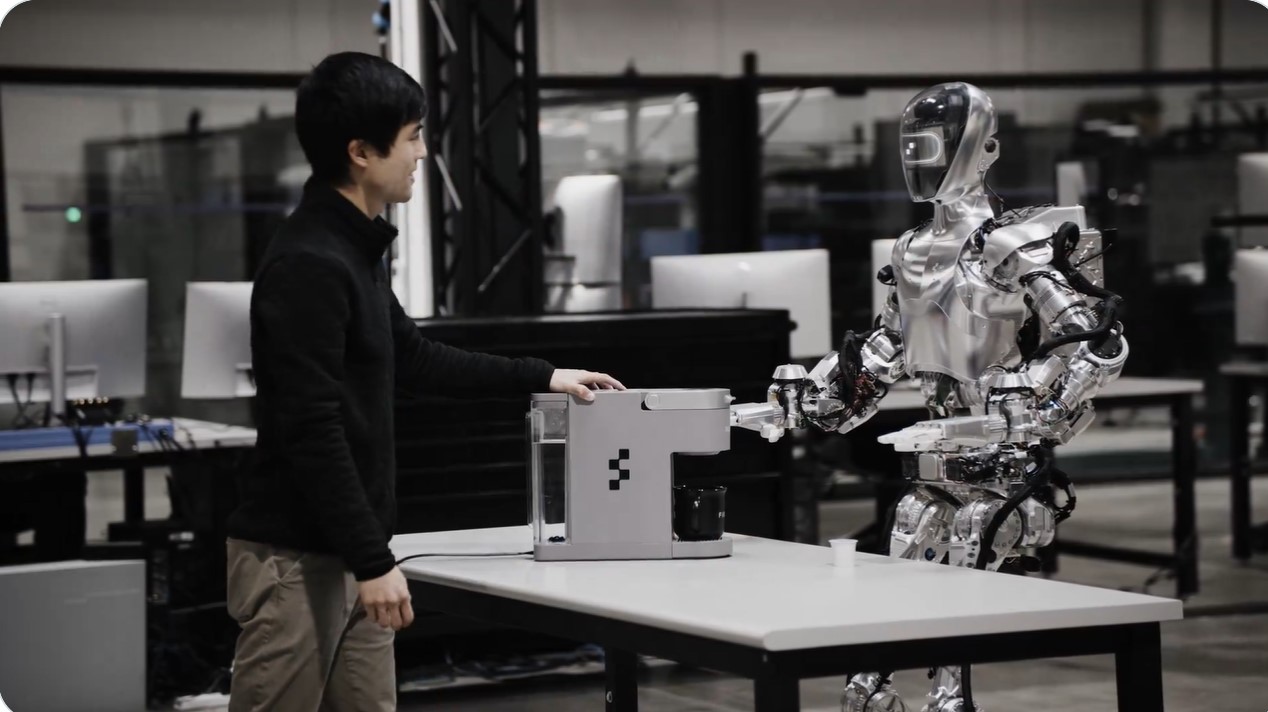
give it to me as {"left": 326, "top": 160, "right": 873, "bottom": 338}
{"left": 608, "top": 449, "right": 630, "bottom": 490}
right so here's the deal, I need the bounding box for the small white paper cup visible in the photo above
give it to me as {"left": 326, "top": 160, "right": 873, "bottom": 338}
{"left": 829, "top": 538, "right": 857, "bottom": 567}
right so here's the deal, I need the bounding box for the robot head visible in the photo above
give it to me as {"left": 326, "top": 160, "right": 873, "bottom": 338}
{"left": 899, "top": 82, "right": 999, "bottom": 203}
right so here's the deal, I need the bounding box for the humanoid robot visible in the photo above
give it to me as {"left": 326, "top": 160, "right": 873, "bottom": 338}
{"left": 730, "top": 82, "right": 1128, "bottom": 712}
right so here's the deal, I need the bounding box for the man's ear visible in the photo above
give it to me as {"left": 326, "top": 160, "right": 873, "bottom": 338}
{"left": 347, "top": 139, "right": 371, "bottom": 170}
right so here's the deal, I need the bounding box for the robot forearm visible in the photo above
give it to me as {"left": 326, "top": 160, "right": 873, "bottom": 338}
{"left": 802, "top": 327, "right": 904, "bottom": 435}
{"left": 858, "top": 327, "right": 906, "bottom": 386}
{"left": 1031, "top": 265, "right": 1125, "bottom": 386}
{"left": 891, "top": 264, "right": 1132, "bottom": 453}
{"left": 730, "top": 327, "right": 906, "bottom": 441}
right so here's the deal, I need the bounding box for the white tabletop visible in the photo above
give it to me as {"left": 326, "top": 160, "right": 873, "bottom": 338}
{"left": 0, "top": 417, "right": 256, "bottom": 464}
{"left": 169, "top": 418, "right": 258, "bottom": 449}
{"left": 1220, "top": 361, "right": 1268, "bottom": 377}
{"left": 395, "top": 526, "right": 1181, "bottom": 652}
{"left": 879, "top": 376, "right": 1204, "bottom": 413}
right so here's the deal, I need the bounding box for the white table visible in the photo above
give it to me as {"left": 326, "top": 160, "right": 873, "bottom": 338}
{"left": 873, "top": 376, "right": 1204, "bottom": 598}
{"left": 396, "top": 526, "right": 1182, "bottom": 711}
{"left": 0, "top": 418, "right": 256, "bottom": 464}
{"left": 0, "top": 417, "right": 257, "bottom": 535}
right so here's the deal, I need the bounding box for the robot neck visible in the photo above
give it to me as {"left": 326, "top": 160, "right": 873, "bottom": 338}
{"left": 932, "top": 189, "right": 995, "bottom": 236}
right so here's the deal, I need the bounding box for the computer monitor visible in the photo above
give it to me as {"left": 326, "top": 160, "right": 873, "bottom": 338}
{"left": 1055, "top": 161, "right": 1088, "bottom": 207}
{"left": 549, "top": 174, "right": 622, "bottom": 284}
{"left": 651, "top": 249, "right": 831, "bottom": 359}
{"left": 180, "top": 282, "right": 254, "bottom": 399}
{"left": 0, "top": 279, "right": 147, "bottom": 414}
{"left": 546, "top": 175, "right": 623, "bottom": 313}
{"left": 1238, "top": 153, "right": 1268, "bottom": 248}
{"left": 1234, "top": 249, "right": 1268, "bottom": 346}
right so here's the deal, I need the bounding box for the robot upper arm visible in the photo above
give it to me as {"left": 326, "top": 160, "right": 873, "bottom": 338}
{"left": 978, "top": 222, "right": 1055, "bottom": 290}
{"left": 874, "top": 229, "right": 916, "bottom": 329}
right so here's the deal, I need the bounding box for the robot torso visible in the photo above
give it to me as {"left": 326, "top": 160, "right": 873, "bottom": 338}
{"left": 892, "top": 220, "right": 1028, "bottom": 385}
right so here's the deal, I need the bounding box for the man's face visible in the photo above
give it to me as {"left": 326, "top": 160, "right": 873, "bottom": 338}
{"left": 363, "top": 121, "right": 426, "bottom": 205}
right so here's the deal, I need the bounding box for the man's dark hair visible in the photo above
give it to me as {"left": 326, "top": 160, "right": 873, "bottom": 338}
{"left": 296, "top": 52, "right": 427, "bottom": 185}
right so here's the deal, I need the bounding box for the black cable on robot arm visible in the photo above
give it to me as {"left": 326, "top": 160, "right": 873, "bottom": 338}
{"left": 1051, "top": 222, "right": 1118, "bottom": 301}
{"left": 1024, "top": 222, "right": 1126, "bottom": 359}
{"left": 1029, "top": 297, "right": 1122, "bottom": 360}
{"left": 1048, "top": 464, "right": 1078, "bottom": 522}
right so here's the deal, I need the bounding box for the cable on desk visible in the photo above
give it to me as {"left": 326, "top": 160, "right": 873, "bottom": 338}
{"left": 7, "top": 373, "right": 37, "bottom": 429}
{"left": 395, "top": 552, "right": 531, "bottom": 566}
{"left": 131, "top": 418, "right": 188, "bottom": 455}
{"left": 174, "top": 421, "right": 198, "bottom": 451}
{"left": 158, "top": 427, "right": 185, "bottom": 453}
{"left": 60, "top": 411, "right": 94, "bottom": 460}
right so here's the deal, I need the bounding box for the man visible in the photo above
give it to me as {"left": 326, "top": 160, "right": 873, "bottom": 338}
{"left": 224, "top": 52, "right": 623, "bottom": 712}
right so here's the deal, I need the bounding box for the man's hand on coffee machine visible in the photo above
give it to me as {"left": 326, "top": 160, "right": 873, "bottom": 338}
{"left": 549, "top": 369, "right": 626, "bottom": 401}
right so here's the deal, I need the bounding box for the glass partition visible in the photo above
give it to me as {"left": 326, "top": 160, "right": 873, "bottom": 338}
{"left": 2, "top": 84, "right": 301, "bottom": 423}
{"left": 540, "top": 89, "right": 699, "bottom": 308}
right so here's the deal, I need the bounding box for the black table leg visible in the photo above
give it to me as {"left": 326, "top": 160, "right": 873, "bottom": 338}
{"left": 1115, "top": 623, "right": 1163, "bottom": 712}
{"left": 754, "top": 673, "right": 799, "bottom": 712}
{"left": 604, "top": 647, "right": 638, "bottom": 712}
{"left": 123, "top": 465, "right": 144, "bottom": 525}
{"left": 1172, "top": 395, "right": 1198, "bottom": 597}
{"left": 1230, "top": 376, "right": 1252, "bottom": 561}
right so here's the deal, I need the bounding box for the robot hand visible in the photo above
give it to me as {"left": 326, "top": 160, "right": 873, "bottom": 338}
{"left": 730, "top": 364, "right": 815, "bottom": 443}
{"left": 878, "top": 415, "right": 1008, "bottom": 452}
{"left": 730, "top": 402, "right": 789, "bottom": 443}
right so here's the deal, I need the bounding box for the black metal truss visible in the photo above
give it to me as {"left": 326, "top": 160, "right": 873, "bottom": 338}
{"left": 423, "top": 0, "right": 544, "bottom": 316}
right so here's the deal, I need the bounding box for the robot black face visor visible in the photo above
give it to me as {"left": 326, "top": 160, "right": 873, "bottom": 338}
{"left": 899, "top": 85, "right": 972, "bottom": 201}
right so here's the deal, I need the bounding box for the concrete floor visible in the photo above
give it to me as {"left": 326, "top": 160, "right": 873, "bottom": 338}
{"left": 399, "top": 477, "right": 1268, "bottom": 712}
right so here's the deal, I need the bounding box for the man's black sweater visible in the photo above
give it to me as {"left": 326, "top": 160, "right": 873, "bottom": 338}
{"left": 227, "top": 181, "right": 555, "bottom": 581}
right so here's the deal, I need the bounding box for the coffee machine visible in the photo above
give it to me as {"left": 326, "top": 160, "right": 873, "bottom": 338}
{"left": 528, "top": 388, "right": 733, "bottom": 561}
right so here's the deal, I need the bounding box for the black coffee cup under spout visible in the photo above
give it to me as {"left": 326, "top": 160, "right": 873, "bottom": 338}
{"left": 673, "top": 485, "right": 726, "bottom": 541}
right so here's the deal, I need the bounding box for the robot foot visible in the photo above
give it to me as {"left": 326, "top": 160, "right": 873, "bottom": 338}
{"left": 842, "top": 672, "right": 908, "bottom": 712}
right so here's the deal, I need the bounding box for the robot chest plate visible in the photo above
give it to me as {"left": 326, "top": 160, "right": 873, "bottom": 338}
{"left": 894, "top": 231, "right": 1028, "bottom": 382}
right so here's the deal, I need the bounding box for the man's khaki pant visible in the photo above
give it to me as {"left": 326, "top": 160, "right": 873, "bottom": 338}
{"left": 226, "top": 538, "right": 395, "bottom": 712}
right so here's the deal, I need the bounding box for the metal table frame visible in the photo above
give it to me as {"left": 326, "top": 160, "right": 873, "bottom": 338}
{"left": 407, "top": 577, "right": 1165, "bottom": 712}
{"left": 1053, "top": 391, "right": 1199, "bottom": 598}
{"left": 1222, "top": 364, "right": 1268, "bottom": 559}
{"left": 0, "top": 422, "right": 254, "bottom": 538}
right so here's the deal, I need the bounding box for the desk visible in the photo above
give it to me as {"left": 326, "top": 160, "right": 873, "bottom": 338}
{"left": 0, "top": 418, "right": 256, "bottom": 531}
{"left": 396, "top": 526, "right": 1182, "bottom": 712}
{"left": 876, "top": 377, "right": 1204, "bottom": 598}
{"left": 1219, "top": 362, "right": 1268, "bottom": 559}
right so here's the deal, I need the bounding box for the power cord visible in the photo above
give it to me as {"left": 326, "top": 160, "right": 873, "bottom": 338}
{"left": 395, "top": 552, "right": 531, "bottom": 566}
{"left": 139, "top": 422, "right": 176, "bottom": 454}
{"left": 131, "top": 416, "right": 190, "bottom": 454}
{"left": 62, "top": 411, "right": 94, "bottom": 460}
{"left": 7, "top": 373, "right": 37, "bottom": 429}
